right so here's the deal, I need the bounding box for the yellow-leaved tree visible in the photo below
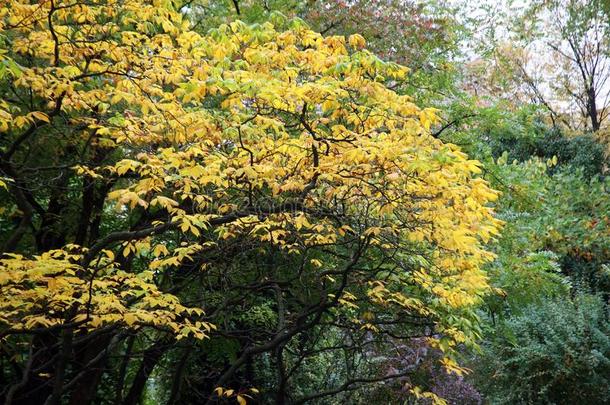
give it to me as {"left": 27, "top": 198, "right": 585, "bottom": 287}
{"left": 0, "top": 0, "right": 501, "bottom": 403}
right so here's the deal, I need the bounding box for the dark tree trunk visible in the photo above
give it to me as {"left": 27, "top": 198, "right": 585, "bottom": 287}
{"left": 67, "top": 334, "right": 113, "bottom": 405}
{"left": 115, "top": 336, "right": 136, "bottom": 404}
{"left": 167, "top": 346, "right": 191, "bottom": 405}
{"left": 587, "top": 86, "right": 600, "bottom": 131}
{"left": 36, "top": 171, "right": 70, "bottom": 252}
{"left": 44, "top": 328, "right": 73, "bottom": 405}
{"left": 121, "top": 339, "right": 171, "bottom": 405}
{"left": 75, "top": 177, "right": 95, "bottom": 246}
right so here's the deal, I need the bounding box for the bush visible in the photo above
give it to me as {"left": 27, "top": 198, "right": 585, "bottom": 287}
{"left": 480, "top": 110, "right": 605, "bottom": 178}
{"left": 536, "top": 132, "right": 606, "bottom": 178}
{"left": 474, "top": 295, "right": 610, "bottom": 404}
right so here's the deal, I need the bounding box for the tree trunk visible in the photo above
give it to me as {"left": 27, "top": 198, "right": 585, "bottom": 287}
{"left": 587, "top": 86, "right": 600, "bottom": 131}
{"left": 121, "top": 339, "right": 171, "bottom": 405}
{"left": 67, "top": 334, "right": 113, "bottom": 405}
{"left": 166, "top": 346, "right": 191, "bottom": 405}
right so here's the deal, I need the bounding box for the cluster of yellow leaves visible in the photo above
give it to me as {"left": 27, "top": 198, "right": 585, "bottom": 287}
{"left": 214, "top": 387, "right": 259, "bottom": 405}
{"left": 410, "top": 386, "right": 448, "bottom": 405}
{"left": 0, "top": 249, "right": 212, "bottom": 339}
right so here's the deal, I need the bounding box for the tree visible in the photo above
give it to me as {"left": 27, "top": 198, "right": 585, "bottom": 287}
{"left": 466, "top": 0, "right": 610, "bottom": 133}
{"left": 0, "top": 1, "right": 501, "bottom": 403}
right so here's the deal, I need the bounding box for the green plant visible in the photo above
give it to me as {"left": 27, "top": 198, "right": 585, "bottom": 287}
{"left": 474, "top": 295, "right": 610, "bottom": 405}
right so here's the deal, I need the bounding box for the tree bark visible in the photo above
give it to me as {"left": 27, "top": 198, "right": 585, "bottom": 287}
{"left": 67, "top": 334, "right": 113, "bottom": 405}
{"left": 121, "top": 339, "right": 171, "bottom": 405}
{"left": 166, "top": 346, "right": 191, "bottom": 405}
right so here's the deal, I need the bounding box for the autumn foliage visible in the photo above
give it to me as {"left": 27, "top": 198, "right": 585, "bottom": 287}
{"left": 0, "top": 0, "right": 502, "bottom": 403}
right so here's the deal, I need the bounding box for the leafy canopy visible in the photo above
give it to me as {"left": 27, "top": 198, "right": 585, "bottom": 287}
{"left": 0, "top": 0, "right": 501, "bottom": 392}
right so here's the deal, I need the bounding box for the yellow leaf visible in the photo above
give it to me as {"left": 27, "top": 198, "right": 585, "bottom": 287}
{"left": 31, "top": 111, "right": 50, "bottom": 123}
{"left": 152, "top": 244, "right": 169, "bottom": 257}
{"left": 103, "top": 249, "right": 115, "bottom": 261}
{"left": 124, "top": 313, "right": 137, "bottom": 326}
{"left": 348, "top": 34, "right": 366, "bottom": 49}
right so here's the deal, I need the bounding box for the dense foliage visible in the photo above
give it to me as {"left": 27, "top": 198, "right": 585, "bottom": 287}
{"left": 0, "top": 0, "right": 608, "bottom": 404}
{"left": 475, "top": 295, "right": 610, "bottom": 404}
